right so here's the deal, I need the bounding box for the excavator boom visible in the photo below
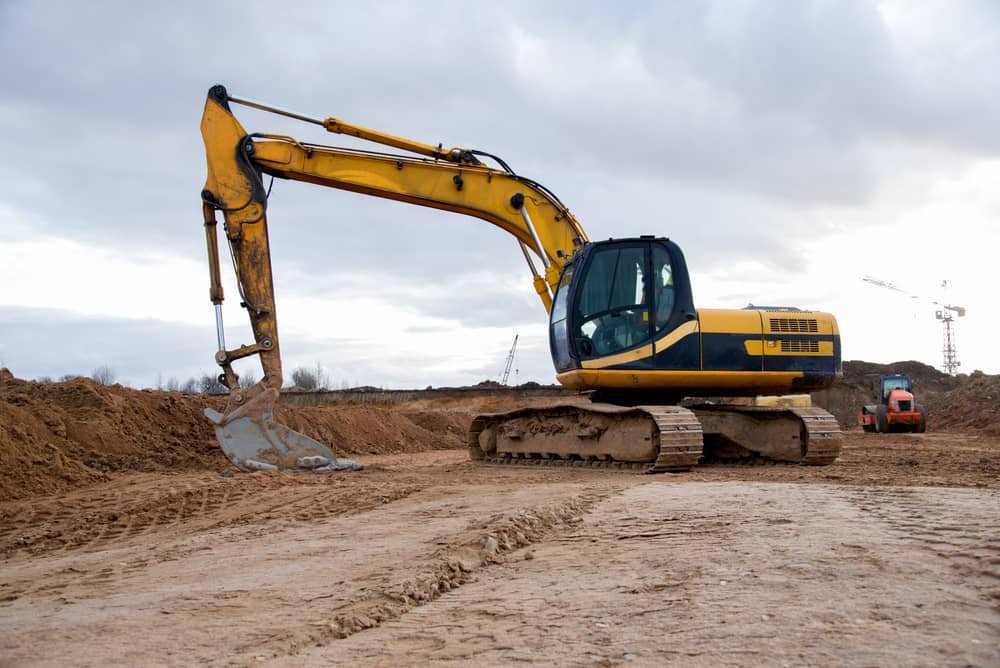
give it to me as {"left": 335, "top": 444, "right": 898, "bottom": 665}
{"left": 201, "top": 85, "right": 588, "bottom": 471}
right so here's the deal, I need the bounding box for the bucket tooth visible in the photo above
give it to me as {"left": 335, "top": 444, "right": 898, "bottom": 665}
{"left": 206, "top": 389, "right": 361, "bottom": 473}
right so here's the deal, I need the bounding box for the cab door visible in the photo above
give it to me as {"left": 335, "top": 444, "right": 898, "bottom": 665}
{"left": 650, "top": 241, "right": 700, "bottom": 370}
{"left": 571, "top": 243, "right": 654, "bottom": 369}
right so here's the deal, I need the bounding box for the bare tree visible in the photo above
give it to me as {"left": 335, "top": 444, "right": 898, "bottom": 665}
{"left": 290, "top": 362, "right": 330, "bottom": 390}
{"left": 199, "top": 372, "right": 227, "bottom": 394}
{"left": 165, "top": 377, "right": 181, "bottom": 392}
{"left": 180, "top": 377, "right": 198, "bottom": 393}
{"left": 291, "top": 366, "right": 319, "bottom": 390}
{"left": 91, "top": 365, "right": 117, "bottom": 386}
{"left": 315, "top": 361, "right": 330, "bottom": 390}
{"left": 238, "top": 370, "right": 258, "bottom": 388}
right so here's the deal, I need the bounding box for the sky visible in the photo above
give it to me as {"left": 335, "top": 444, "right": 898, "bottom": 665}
{"left": 1, "top": 0, "right": 997, "bottom": 389}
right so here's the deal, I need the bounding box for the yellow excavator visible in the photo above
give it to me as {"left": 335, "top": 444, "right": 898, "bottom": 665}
{"left": 200, "top": 85, "right": 843, "bottom": 473}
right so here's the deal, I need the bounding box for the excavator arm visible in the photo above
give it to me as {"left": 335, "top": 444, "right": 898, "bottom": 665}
{"left": 200, "top": 85, "right": 588, "bottom": 471}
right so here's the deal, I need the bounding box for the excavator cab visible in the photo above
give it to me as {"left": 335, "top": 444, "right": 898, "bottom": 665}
{"left": 550, "top": 237, "right": 697, "bottom": 375}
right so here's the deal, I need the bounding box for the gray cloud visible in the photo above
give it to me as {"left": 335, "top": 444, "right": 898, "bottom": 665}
{"left": 1, "top": 1, "right": 997, "bottom": 385}
{"left": 0, "top": 306, "right": 216, "bottom": 386}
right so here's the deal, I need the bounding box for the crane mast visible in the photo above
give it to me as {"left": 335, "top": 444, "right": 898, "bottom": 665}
{"left": 861, "top": 275, "right": 966, "bottom": 375}
{"left": 500, "top": 334, "right": 519, "bottom": 385}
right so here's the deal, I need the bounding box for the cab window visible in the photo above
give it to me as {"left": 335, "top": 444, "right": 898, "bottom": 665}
{"left": 575, "top": 247, "right": 650, "bottom": 357}
{"left": 653, "top": 245, "right": 675, "bottom": 332}
{"left": 550, "top": 266, "right": 573, "bottom": 324}
{"left": 549, "top": 266, "right": 574, "bottom": 370}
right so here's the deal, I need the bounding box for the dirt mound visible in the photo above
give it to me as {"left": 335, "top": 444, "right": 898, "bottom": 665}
{"left": 0, "top": 372, "right": 228, "bottom": 501}
{"left": 276, "top": 405, "right": 469, "bottom": 456}
{"left": 5, "top": 360, "right": 998, "bottom": 502}
{"left": 0, "top": 370, "right": 470, "bottom": 502}
{"left": 841, "top": 359, "right": 960, "bottom": 398}
{"left": 930, "top": 371, "right": 1000, "bottom": 435}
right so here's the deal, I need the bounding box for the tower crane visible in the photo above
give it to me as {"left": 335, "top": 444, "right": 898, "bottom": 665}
{"left": 862, "top": 275, "right": 966, "bottom": 374}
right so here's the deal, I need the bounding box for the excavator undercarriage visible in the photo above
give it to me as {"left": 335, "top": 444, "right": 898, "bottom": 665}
{"left": 469, "top": 402, "right": 841, "bottom": 472}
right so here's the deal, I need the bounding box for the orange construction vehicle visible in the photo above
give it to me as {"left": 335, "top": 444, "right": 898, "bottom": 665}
{"left": 859, "top": 374, "right": 927, "bottom": 433}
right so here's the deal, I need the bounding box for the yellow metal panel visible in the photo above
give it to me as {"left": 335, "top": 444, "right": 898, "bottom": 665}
{"left": 698, "top": 309, "right": 763, "bottom": 334}
{"left": 254, "top": 142, "right": 293, "bottom": 165}
{"left": 201, "top": 95, "right": 264, "bottom": 223}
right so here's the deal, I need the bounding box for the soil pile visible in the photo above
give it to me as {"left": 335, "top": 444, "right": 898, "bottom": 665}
{"left": 0, "top": 370, "right": 469, "bottom": 502}
{"left": 4, "top": 361, "right": 998, "bottom": 502}
{"left": 929, "top": 371, "right": 1000, "bottom": 435}
{"left": 275, "top": 405, "right": 469, "bottom": 457}
{"left": 0, "top": 371, "right": 227, "bottom": 501}
{"left": 841, "top": 360, "right": 960, "bottom": 395}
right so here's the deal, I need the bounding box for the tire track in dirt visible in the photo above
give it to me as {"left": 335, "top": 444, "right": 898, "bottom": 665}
{"left": 844, "top": 486, "right": 1000, "bottom": 606}
{"left": 0, "top": 478, "right": 623, "bottom": 666}
{"left": 304, "top": 482, "right": 1000, "bottom": 667}
{"left": 0, "top": 453, "right": 617, "bottom": 560}
{"left": 0, "top": 473, "right": 427, "bottom": 558}
{"left": 274, "top": 490, "right": 613, "bottom": 652}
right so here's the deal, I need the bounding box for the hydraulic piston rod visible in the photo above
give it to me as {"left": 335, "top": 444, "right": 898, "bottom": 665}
{"left": 203, "top": 203, "right": 227, "bottom": 352}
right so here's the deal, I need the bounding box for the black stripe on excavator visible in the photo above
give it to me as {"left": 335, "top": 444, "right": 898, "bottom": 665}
{"left": 650, "top": 334, "right": 700, "bottom": 369}
{"left": 764, "top": 354, "right": 841, "bottom": 373}
{"left": 699, "top": 333, "right": 765, "bottom": 371}
{"left": 581, "top": 332, "right": 838, "bottom": 374}
{"left": 590, "top": 335, "right": 699, "bottom": 371}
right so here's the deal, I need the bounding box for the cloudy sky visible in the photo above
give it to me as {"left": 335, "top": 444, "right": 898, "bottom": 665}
{"left": 1, "top": 0, "right": 997, "bottom": 389}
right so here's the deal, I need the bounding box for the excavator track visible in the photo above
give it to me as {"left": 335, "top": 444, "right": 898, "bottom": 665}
{"left": 688, "top": 403, "right": 843, "bottom": 466}
{"left": 469, "top": 403, "right": 842, "bottom": 472}
{"left": 790, "top": 406, "right": 843, "bottom": 466}
{"left": 469, "top": 404, "right": 704, "bottom": 473}
{"left": 642, "top": 406, "right": 707, "bottom": 472}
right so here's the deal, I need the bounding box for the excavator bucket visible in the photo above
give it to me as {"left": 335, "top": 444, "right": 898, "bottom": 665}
{"left": 205, "top": 389, "right": 362, "bottom": 473}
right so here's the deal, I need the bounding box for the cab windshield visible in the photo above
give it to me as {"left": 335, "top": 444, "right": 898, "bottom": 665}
{"left": 575, "top": 246, "right": 649, "bottom": 356}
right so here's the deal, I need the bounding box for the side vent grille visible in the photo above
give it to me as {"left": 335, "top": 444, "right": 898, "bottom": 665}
{"left": 770, "top": 318, "right": 818, "bottom": 333}
{"left": 780, "top": 340, "right": 820, "bottom": 353}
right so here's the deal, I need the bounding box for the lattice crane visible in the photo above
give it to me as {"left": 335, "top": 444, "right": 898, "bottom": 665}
{"left": 862, "top": 275, "right": 966, "bottom": 374}
{"left": 499, "top": 334, "right": 519, "bottom": 385}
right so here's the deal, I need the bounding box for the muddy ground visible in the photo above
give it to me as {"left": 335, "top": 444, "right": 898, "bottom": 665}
{"left": 1, "top": 372, "right": 998, "bottom": 666}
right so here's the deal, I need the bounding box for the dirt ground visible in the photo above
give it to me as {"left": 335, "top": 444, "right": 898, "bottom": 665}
{"left": 1, "top": 372, "right": 999, "bottom": 666}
